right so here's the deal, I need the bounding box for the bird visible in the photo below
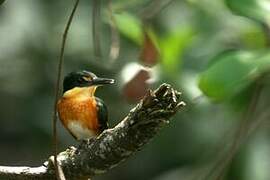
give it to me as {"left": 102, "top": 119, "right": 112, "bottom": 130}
{"left": 57, "top": 70, "right": 115, "bottom": 140}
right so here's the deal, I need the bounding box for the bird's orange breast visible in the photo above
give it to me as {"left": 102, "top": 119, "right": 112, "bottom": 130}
{"left": 57, "top": 96, "right": 99, "bottom": 139}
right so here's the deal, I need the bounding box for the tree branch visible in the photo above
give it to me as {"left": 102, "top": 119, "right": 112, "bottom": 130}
{"left": 0, "top": 84, "right": 185, "bottom": 180}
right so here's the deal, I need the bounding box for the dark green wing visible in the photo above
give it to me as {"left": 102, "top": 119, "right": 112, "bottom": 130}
{"left": 95, "top": 97, "right": 109, "bottom": 132}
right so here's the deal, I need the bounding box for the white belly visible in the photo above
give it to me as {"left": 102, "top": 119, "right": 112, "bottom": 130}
{"left": 67, "top": 121, "right": 96, "bottom": 140}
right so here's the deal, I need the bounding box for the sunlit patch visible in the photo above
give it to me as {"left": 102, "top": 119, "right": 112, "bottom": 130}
{"left": 258, "top": 0, "right": 270, "bottom": 12}
{"left": 121, "top": 63, "right": 145, "bottom": 83}
{"left": 120, "top": 62, "right": 159, "bottom": 84}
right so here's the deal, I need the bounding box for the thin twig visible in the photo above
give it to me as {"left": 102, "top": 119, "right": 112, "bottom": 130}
{"left": 92, "top": 0, "right": 102, "bottom": 60}
{"left": 52, "top": 0, "right": 80, "bottom": 179}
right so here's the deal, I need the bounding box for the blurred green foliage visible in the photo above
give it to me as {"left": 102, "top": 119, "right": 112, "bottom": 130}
{"left": 0, "top": 0, "right": 270, "bottom": 180}
{"left": 159, "top": 27, "right": 194, "bottom": 75}
{"left": 114, "top": 12, "right": 144, "bottom": 45}
{"left": 199, "top": 50, "right": 270, "bottom": 101}
{"left": 226, "top": 0, "right": 270, "bottom": 23}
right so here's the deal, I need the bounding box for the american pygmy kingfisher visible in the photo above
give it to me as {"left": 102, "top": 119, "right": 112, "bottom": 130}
{"left": 57, "top": 70, "right": 115, "bottom": 140}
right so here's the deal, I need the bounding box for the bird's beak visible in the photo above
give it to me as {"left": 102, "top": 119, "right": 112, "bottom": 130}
{"left": 91, "top": 77, "right": 115, "bottom": 86}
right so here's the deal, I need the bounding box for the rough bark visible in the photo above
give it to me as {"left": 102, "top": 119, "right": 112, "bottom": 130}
{"left": 0, "top": 83, "right": 185, "bottom": 180}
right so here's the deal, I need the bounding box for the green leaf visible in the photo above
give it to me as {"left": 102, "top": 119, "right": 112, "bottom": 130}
{"left": 198, "top": 50, "right": 270, "bottom": 101}
{"left": 160, "top": 27, "right": 194, "bottom": 75}
{"left": 225, "top": 0, "right": 270, "bottom": 24}
{"left": 241, "top": 25, "right": 266, "bottom": 49}
{"left": 114, "top": 12, "right": 143, "bottom": 45}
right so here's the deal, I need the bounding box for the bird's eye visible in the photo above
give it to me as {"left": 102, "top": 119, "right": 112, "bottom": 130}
{"left": 82, "top": 76, "right": 91, "bottom": 81}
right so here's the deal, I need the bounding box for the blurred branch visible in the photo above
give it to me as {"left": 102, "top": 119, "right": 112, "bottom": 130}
{"left": 214, "top": 82, "right": 263, "bottom": 180}
{"left": 92, "top": 0, "right": 102, "bottom": 60}
{"left": 0, "top": 84, "right": 185, "bottom": 180}
{"left": 202, "top": 80, "right": 264, "bottom": 180}
{"left": 108, "top": 0, "right": 120, "bottom": 62}
{"left": 208, "top": 23, "right": 270, "bottom": 180}
{"left": 139, "top": 0, "right": 175, "bottom": 21}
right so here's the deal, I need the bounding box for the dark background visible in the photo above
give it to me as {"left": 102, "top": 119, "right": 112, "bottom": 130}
{"left": 0, "top": 0, "right": 270, "bottom": 180}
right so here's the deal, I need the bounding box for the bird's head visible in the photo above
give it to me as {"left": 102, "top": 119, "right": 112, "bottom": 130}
{"left": 62, "top": 70, "right": 115, "bottom": 97}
